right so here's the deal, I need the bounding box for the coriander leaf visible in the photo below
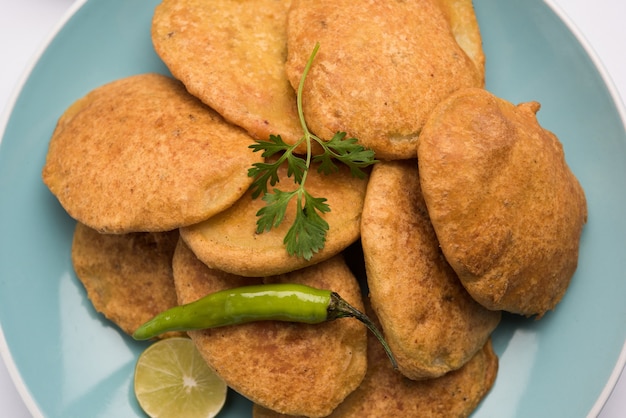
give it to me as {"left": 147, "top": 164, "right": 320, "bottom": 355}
{"left": 246, "top": 42, "right": 377, "bottom": 260}
{"left": 284, "top": 191, "right": 330, "bottom": 260}
{"left": 248, "top": 135, "right": 293, "bottom": 198}
{"left": 249, "top": 134, "right": 291, "bottom": 158}
{"left": 286, "top": 153, "right": 307, "bottom": 184}
{"left": 247, "top": 160, "right": 282, "bottom": 199}
{"left": 313, "top": 132, "right": 378, "bottom": 179}
{"left": 255, "top": 189, "right": 296, "bottom": 233}
{"left": 313, "top": 154, "right": 339, "bottom": 176}
{"left": 248, "top": 151, "right": 307, "bottom": 200}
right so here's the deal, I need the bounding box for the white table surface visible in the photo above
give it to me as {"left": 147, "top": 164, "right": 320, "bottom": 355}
{"left": 0, "top": 0, "right": 624, "bottom": 417}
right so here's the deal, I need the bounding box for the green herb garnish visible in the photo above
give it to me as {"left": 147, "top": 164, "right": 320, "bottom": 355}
{"left": 247, "top": 42, "right": 377, "bottom": 260}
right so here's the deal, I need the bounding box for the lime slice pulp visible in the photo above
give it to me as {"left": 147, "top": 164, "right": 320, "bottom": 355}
{"left": 134, "top": 337, "right": 227, "bottom": 418}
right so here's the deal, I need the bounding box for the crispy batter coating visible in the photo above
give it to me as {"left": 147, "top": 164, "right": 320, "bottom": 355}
{"left": 152, "top": 0, "right": 303, "bottom": 146}
{"left": 253, "top": 306, "right": 498, "bottom": 418}
{"left": 434, "top": 0, "right": 485, "bottom": 85}
{"left": 71, "top": 223, "right": 180, "bottom": 338}
{"left": 285, "top": 0, "right": 483, "bottom": 160}
{"left": 42, "top": 73, "right": 261, "bottom": 233}
{"left": 180, "top": 159, "right": 368, "bottom": 277}
{"left": 417, "top": 88, "right": 588, "bottom": 316}
{"left": 361, "top": 160, "right": 500, "bottom": 380}
{"left": 173, "top": 241, "right": 367, "bottom": 418}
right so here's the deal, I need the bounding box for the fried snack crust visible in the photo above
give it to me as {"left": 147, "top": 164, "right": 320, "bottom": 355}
{"left": 285, "top": 0, "right": 483, "bottom": 160}
{"left": 173, "top": 240, "right": 367, "bottom": 418}
{"left": 417, "top": 88, "right": 588, "bottom": 316}
{"left": 253, "top": 310, "right": 498, "bottom": 418}
{"left": 434, "top": 0, "right": 485, "bottom": 85}
{"left": 42, "top": 73, "right": 261, "bottom": 233}
{"left": 71, "top": 223, "right": 180, "bottom": 337}
{"left": 180, "top": 159, "right": 368, "bottom": 277}
{"left": 152, "top": 0, "right": 303, "bottom": 146}
{"left": 361, "top": 160, "right": 500, "bottom": 380}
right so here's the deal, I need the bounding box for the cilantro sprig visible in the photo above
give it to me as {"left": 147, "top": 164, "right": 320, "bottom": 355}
{"left": 247, "top": 42, "right": 377, "bottom": 260}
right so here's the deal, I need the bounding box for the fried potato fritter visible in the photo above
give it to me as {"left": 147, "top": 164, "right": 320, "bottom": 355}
{"left": 253, "top": 306, "right": 498, "bottom": 418}
{"left": 42, "top": 73, "right": 261, "bottom": 233}
{"left": 361, "top": 160, "right": 500, "bottom": 380}
{"left": 180, "top": 159, "right": 368, "bottom": 277}
{"left": 285, "top": 0, "right": 484, "bottom": 160}
{"left": 71, "top": 223, "right": 180, "bottom": 337}
{"left": 152, "top": 0, "right": 303, "bottom": 146}
{"left": 173, "top": 241, "right": 367, "bottom": 418}
{"left": 434, "top": 0, "right": 486, "bottom": 85}
{"left": 417, "top": 88, "right": 588, "bottom": 316}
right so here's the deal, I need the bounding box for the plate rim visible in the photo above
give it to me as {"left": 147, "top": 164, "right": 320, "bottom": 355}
{"left": 0, "top": 0, "right": 624, "bottom": 417}
{"left": 541, "top": 1, "right": 626, "bottom": 415}
{"left": 0, "top": 2, "right": 87, "bottom": 415}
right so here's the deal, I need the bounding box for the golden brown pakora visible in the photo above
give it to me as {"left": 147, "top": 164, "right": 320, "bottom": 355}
{"left": 417, "top": 88, "right": 588, "bottom": 316}
{"left": 180, "top": 158, "right": 368, "bottom": 277}
{"left": 173, "top": 241, "right": 367, "bottom": 417}
{"left": 285, "top": 0, "right": 484, "bottom": 160}
{"left": 361, "top": 160, "right": 500, "bottom": 380}
{"left": 42, "top": 73, "right": 262, "bottom": 233}
{"left": 253, "top": 305, "right": 498, "bottom": 418}
{"left": 152, "top": 0, "right": 303, "bottom": 146}
{"left": 71, "top": 223, "right": 180, "bottom": 338}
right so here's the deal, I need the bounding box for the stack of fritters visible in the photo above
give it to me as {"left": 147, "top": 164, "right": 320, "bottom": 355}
{"left": 175, "top": 245, "right": 367, "bottom": 417}
{"left": 361, "top": 160, "right": 501, "bottom": 380}
{"left": 252, "top": 303, "right": 498, "bottom": 418}
{"left": 41, "top": 0, "right": 588, "bottom": 416}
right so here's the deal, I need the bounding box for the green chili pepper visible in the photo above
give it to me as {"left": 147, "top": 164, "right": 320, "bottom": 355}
{"left": 132, "top": 283, "right": 397, "bottom": 369}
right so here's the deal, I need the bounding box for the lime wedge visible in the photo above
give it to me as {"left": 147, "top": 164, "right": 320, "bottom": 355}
{"left": 134, "top": 337, "right": 227, "bottom": 418}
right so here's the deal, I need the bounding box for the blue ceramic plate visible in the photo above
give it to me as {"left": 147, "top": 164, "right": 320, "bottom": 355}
{"left": 1, "top": 0, "right": 625, "bottom": 416}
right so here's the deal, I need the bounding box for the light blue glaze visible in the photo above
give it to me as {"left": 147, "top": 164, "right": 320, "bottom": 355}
{"left": 0, "top": 0, "right": 624, "bottom": 416}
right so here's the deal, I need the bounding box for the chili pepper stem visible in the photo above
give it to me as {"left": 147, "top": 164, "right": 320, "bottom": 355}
{"left": 328, "top": 293, "right": 398, "bottom": 370}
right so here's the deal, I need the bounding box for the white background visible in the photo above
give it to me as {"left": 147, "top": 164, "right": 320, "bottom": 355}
{"left": 0, "top": 0, "right": 624, "bottom": 416}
